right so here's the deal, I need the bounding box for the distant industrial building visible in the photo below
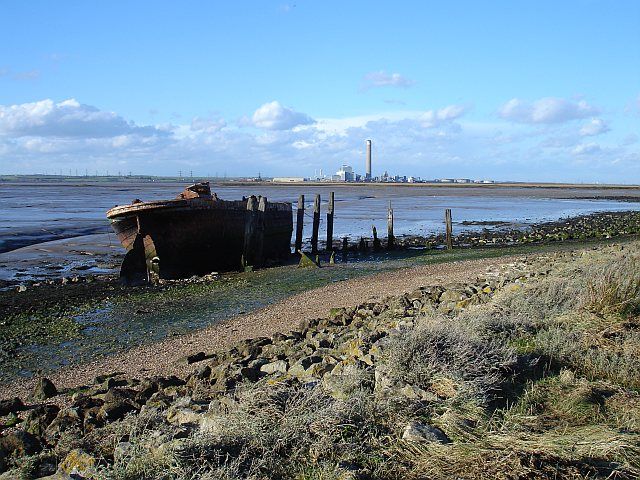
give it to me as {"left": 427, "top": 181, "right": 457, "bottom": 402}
{"left": 297, "top": 137, "right": 496, "bottom": 184}
{"left": 272, "top": 177, "right": 306, "bottom": 183}
{"left": 333, "top": 164, "right": 355, "bottom": 182}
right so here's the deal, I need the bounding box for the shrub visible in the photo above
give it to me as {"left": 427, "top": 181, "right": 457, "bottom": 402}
{"left": 383, "top": 317, "right": 516, "bottom": 404}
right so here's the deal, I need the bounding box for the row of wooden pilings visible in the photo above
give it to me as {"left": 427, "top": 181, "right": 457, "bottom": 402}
{"left": 292, "top": 193, "right": 455, "bottom": 255}
{"left": 240, "top": 192, "right": 455, "bottom": 270}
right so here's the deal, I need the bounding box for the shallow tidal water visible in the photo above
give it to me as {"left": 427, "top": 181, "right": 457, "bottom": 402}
{"left": 1, "top": 180, "right": 638, "bottom": 254}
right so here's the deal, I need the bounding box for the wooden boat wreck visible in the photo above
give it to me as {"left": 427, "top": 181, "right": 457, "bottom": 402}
{"left": 106, "top": 182, "right": 293, "bottom": 284}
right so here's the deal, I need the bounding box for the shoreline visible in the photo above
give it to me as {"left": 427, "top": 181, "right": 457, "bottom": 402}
{"left": 3, "top": 176, "right": 640, "bottom": 189}
{"left": 0, "top": 253, "right": 533, "bottom": 400}
{"left": 1, "top": 235, "right": 637, "bottom": 400}
{"left": 2, "top": 208, "right": 640, "bottom": 286}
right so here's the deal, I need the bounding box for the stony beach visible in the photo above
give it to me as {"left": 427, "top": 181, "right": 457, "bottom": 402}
{"left": 1, "top": 240, "right": 639, "bottom": 478}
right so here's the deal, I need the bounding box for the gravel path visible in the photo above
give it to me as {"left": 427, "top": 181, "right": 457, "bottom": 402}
{"left": 0, "top": 254, "right": 525, "bottom": 400}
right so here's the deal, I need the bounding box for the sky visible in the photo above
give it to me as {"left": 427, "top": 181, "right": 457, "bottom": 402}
{"left": 0, "top": 1, "right": 639, "bottom": 183}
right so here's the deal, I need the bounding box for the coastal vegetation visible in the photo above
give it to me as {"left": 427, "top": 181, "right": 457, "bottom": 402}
{"left": 1, "top": 241, "right": 639, "bottom": 478}
{"left": 2, "top": 223, "right": 639, "bottom": 386}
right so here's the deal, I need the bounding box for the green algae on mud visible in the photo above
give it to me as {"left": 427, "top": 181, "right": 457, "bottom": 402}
{"left": 0, "top": 305, "right": 89, "bottom": 382}
{"left": 1, "top": 235, "right": 639, "bottom": 385}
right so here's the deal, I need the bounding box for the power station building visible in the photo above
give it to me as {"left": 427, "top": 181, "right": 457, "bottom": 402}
{"left": 333, "top": 164, "right": 355, "bottom": 182}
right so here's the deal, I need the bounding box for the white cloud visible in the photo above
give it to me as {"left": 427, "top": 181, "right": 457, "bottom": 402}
{"left": 361, "top": 71, "right": 415, "bottom": 90}
{"left": 190, "top": 116, "right": 226, "bottom": 133}
{"left": 13, "top": 70, "right": 40, "bottom": 81}
{"left": 0, "top": 98, "right": 163, "bottom": 138}
{"left": 252, "top": 101, "right": 315, "bottom": 130}
{"left": 572, "top": 142, "right": 601, "bottom": 155}
{"left": 499, "top": 97, "right": 598, "bottom": 124}
{"left": 420, "top": 105, "right": 467, "bottom": 127}
{"left": 383, "top": 99, "right": 407, "bottom": 106}
{"left": 579, "top": 118, "right": 609, "bottom": 136}
{"left": 0, "top": 68, "right": 40, "bottom": 80}
{"left": 1, "top": 97, "right": 636, "bottom": 182}
{"left": 314, "top": 104, "right": 468, "bottom": 135}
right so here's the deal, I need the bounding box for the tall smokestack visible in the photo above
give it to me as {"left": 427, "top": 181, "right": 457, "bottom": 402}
{"left": 366, "top": 139, "right": 372, "bottom": 180}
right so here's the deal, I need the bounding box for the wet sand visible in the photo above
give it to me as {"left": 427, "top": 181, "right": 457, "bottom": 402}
{"left": 0, "top": 233, "right": 121, "bottom": 282}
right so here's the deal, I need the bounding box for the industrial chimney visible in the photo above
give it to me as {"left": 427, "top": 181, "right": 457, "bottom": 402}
{"left": 366, "top": 139, "right": 372, "bottom": 180}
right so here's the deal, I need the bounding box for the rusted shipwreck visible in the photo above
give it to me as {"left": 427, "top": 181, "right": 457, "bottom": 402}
{"left": 106, "top": 182, "right": 293, "bottom": 284}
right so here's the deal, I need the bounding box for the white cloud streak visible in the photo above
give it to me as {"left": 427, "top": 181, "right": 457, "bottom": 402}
{"left": 361, "top": 71, "right": 415, "bottom": 91}
{"left": 499, "top": 97, "right": 598, "bottom": 124}
{"left": 579, "top": 118, "right": 609, "bottom": 136}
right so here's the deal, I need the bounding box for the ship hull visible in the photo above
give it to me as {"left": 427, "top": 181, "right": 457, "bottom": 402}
{"left": 107, "top": 197, "right": 292, "bottom": 279}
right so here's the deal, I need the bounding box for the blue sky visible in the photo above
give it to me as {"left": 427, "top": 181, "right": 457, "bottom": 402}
{"left": 1, "top": 0, "right": 639, "bottom": 182}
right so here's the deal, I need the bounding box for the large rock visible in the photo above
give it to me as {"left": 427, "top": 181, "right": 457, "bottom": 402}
{"left": 401, "top": 422, "right": 450, "bottom": 444}
{"left": 23, "top": 404, "right": 60, "bottom": 437}
{"left": 58, "top": 449, "right": 96, "bottom": 477}
{"left": 0, "top": 398, "right": 24, "bottom": 417}
{"left": 0, "top": 430, "right": 41, "bottom": 471}
{"left": 260, "top": 360, "right": 288, "bottom": 375}
{"left": 287, "top": 355, "right": 324, "bottom": 379}
{"left": 176, "top": 351, "right": 206, "bottom": 365}
{"left": 45, "top": 407, "right": 82, "bottom": 443}
{"left": 98, "top": 400, "right": 138, "bottom": 422}
{"left": 32, "top": 378, "right": 58, "bottom": 401}
{"left": 322, "top": 363, "right": 363, "bottom": 400}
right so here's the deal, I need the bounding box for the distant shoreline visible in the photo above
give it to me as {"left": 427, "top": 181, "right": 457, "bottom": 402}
{"left": 1, "top": 175, "right": 639, "bottom": 189}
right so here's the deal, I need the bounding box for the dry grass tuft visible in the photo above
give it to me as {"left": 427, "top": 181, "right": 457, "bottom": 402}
{"left": 384, "top": 317, "right": 516, "bottom": 404}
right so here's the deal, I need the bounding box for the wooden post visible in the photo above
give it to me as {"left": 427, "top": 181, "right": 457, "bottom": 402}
{"left": 372, "top": 225, "right": 381, "bottom": 251}
{"left": 295, "top": 194, "right": 304, "bottom": 253}
{"left": 242, "top": 196, "right": 258, "bottom": 269}
{"left": 342, "top": 236, "right": 348, "bottom": 262}
{"left": 387, "top": 201, "right": 394, "bottom": 250}
{"left": 326, "top": 191, "right": 335, "bottom": 251}
{"left": 445, "top": 208, "right": 453, "bottom": 250}
{"left": 311, "top": 194, "right": 321, "bottom": 254}
{"left": 255, "top": 196, "right": 267, "bottom": 266}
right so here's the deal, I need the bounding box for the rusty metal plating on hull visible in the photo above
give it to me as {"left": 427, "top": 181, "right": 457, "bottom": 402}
{"left": 106, "top": 182, "right": 293, "bottom": 285}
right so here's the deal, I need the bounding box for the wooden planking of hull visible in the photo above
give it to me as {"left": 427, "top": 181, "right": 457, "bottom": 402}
{"left": 106, "top": 182, "right": 293, "bottom": 283}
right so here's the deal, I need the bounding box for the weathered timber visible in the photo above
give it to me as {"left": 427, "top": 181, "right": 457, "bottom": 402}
{"left": 326, "top": 191, "right": 335, "bottom": 251}
{"left": 445, "top": 208, "right": 453, "bottom": 250}
{"left": 295, "top": 194, "right": 304, "bottom": 253}
{"left": 373, "top": 225, "right": 381, "bottom": 251}
{"left": 242, "top": 196, "right": 258, "bottom": 268}
{"left": 311, "top": 194, "right": 321, "bottom": 254}
{"left": 387, "top": 202, "right": 395, "bottom": 250}
{"left": 342, "top": 237, "right": 348, "bottom": 262}
{"left": 107, "top": 183, "right": 292, "bottom": 281}
{"left": 255, "top": 196, "right": 267, "bottom": 266}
